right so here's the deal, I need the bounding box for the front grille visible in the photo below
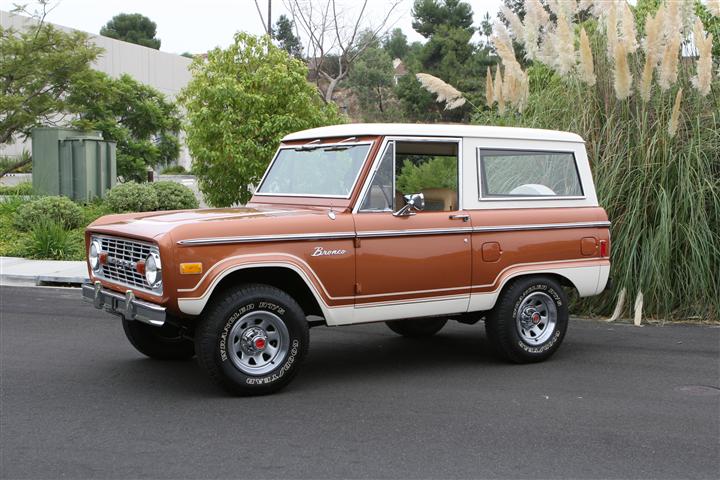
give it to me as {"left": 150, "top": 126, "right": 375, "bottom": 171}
{"left": 97, "top": 236, "right": 157, "bottom": 292}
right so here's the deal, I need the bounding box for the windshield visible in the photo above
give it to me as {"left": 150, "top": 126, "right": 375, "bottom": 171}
{"left": 256, "top": 143, "right": 371, "bottom": 197}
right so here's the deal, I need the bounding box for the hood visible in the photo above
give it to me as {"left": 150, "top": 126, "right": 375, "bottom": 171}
{"left": 87, "top": 205, "right": 350, "bottom": 243}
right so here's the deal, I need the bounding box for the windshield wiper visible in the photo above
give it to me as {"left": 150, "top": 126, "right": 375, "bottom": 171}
{"left": 294, "top": 139, "right": 322, "bottom": 151}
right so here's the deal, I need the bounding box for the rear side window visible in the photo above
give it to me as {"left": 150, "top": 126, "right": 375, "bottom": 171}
{"left": 479, "top": 149, "right": 583, "bottom": 198}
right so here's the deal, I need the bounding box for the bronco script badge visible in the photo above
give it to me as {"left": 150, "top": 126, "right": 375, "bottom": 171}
{"left": 311, "top": 246, "right": 347, "bottom": 257}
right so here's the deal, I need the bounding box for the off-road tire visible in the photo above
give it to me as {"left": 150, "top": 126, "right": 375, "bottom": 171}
{"left": 122, "top": 318, "right": 195, "bottom": 360}
{"left": 386, "top": 318, "right": 448, "bottom": 337}
{"left": 485, "top": 276, "right": 569, "bottom": 363}
{"left": 194, "top": 284, "right": 309, "bottom": 396}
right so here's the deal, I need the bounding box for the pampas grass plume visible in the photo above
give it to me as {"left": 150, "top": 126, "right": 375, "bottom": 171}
{"left": 485, "top": 67, "right": 494, "bottom": 107}
{"left": 613, "top": 41, "right": 633, "bottom": 100}
{"left": 668, "top": 88, "right": 683, "bottom": 137}
{"left": 415, "top": 73, "right": 467, "bottom": 110}
{"left": 500, "top": 5, "right": 524, "bottom": 39}
{"left": 579, "top": 27, "right": 596, "bottom": 86}
{"left": 639, "top": 53, "right": 654, "bottom": 102}
{"left": 642, "top": 9, "right": 663, "bottom": 65}
{"left": 708, "top": 0, "right": 720, "bottom": 17}
{"left": 606, "top": 1, "right": 618, "bottom": 61}
{"left": 522, "top": 0, "right": 549, "bottom": 60}
{"left": 621, "top": 1, "right": 639, "bottom": 53}
{"left": 658, "top": 30, "right": 681, "bottom": 91}
{"left": 493, "top": 64, "right": 503, "bottom": 103}
{"left": 554, "top": 13, "right": 576, "bottom": 76}
{"left": 691, "top": 18, "right": 713, "bottom": 96}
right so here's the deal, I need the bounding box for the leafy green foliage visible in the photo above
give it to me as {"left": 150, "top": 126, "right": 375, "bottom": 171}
{"left": 100, "top": 13, "right": 161, "bottom": 49}
{"left": 411, "top": 0, "right": 475, "bottom": 38}
{"left": 14, "top": 196, "right": 84, "bottom": 231}
{"left": 27, "top": 218, "right": 74, "bottom": 260}
{"left": 161, "top": 165, "right": 187, "bottom": 174}
{"left": 0, "top": 197, "right": 105, "bottom": 261}
{"left": 348, "top": 46, "right": 400, "bottom": 121}
{"left": 396, "top": 157, "right": 458, "bottom": 194}
{"left": 274, "top": 15, "right": 303, "bottom": 58}
{"left": 68, "top": 72, "right": 181, "bottom": 182}
{"left": 383, "top": 28, "right": 409, "bottom": 59}
{"left": 150, "top": 181, "right": 199, "bottom": 210}
{"left": 395, "top": 74, "right": 443, "bottom": 122}
{"left": 180, "top": 33, "right": 343, "bottom": 207}
{"left": 0, "top": 23, "right": 101, "bottom": 144}
{"left": 0, "top": 182, "right": 33, "bottom": 196}
{"left": 105, "top": 182, "right": 158, "bottom": 213}
{"left": 397, "top": 0, "right": 493, "bottom": 123}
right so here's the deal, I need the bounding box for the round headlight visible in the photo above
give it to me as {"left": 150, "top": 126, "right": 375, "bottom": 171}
{"left": 145, "top": 252, "right": 162, "bottom": 287}
{"left": 89, "top": 239, "right": 101, "bottom": 271}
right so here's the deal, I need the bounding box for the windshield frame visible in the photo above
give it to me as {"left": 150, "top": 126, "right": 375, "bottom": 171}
{"left": 254, "top": 141, "right": 374, "bottom": 199}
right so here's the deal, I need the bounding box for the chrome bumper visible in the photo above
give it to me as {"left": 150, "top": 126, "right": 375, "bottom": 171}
{"left": 82, "top": 281, "right": 166, "bottom": 326}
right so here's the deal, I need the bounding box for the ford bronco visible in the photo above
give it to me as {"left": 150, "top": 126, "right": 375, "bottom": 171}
{"left": 82, "top": 124, "right": 611, "bottom": 395}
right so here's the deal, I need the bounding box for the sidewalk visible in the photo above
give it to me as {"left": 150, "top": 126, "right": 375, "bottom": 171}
{"left": 0, "top": 257, "right": 88, "bottom": 286}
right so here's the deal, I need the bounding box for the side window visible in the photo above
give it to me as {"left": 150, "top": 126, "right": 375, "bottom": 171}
{"left": 359, "top": 142, "right": 394, "bottom": 211}
{"left": 479, "top": 149, "right": 583, "bottom": 198}
{"left": 395, "top": 141, "right": 459, "bottom": 212}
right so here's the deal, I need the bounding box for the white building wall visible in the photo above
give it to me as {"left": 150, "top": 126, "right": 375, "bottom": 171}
{"left": 0, "top": 10, "right": 194, "bottom": 168}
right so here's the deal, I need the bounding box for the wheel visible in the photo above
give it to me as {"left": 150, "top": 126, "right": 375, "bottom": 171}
{"left": 386, "top": 317, "right": 447, "bottom": 337}
{"left": 194, "top": 284, "right": 309, "bottom": 396}
{"left": 122, "top": 317, "right": 195, "bottom": 360}
{"left": 485, "top": 276, "right": 569, "bottom": 363}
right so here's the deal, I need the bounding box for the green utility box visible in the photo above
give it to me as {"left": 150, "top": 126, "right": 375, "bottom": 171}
{"left": 31, "top": 127, "right": 116, "bottom": 202}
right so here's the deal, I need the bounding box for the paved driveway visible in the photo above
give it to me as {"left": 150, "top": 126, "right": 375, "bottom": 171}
{"left": 1, "top": 286, "right": 718, "bottom": 479}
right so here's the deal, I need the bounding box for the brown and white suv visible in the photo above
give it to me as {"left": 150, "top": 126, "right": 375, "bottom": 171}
{"left": 82, "top": 124, "right": 611, "bottom": 395}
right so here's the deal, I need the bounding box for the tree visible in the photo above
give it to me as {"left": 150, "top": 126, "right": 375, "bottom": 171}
{"left": 397, "top": 0, "right": 484, "bottom": 122}
{"left": 285, "top": 0, "right": 401, "bottom": 102}
{"left": 0, "top": 18, "right": 100, "bottom": 176}
{"left": 383, "top": 28, "right": 409, "bottom": 59}
{"left": 274, "top": 14, "right": 303, "bottom": 58}
{"left": 480, "top": 12, "right": 493, "bottom": 46}
{"left": 180, "top": 33, "right": 343, "bottom": 207}
{"left": 348, "top": 44, "right": 397, "bottom": 120}
{"left": 418, "top": 24, "right": 475, "bottom": 87}
{"left": 411, "top": 0, "right": 474, "bottom": 38}
{"left": 100, "top": 13, "right": 161, "bottom": 49}
{"left": 68, "top": 72, "right": 181, "bottom": 182}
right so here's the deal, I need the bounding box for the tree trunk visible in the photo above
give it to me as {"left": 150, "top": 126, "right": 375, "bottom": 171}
{"left": 324, "top": 76, "right": 341, "bottom": 103}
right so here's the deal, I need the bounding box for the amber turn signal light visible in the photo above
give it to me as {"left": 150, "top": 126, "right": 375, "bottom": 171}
{"left": 179, "top": 262, "right": 203, "bottom": 275}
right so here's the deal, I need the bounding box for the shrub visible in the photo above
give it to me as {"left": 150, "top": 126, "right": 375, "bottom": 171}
{"left": 150, "top": 181, "right": 199, "bottom": 210}
{"left": 0, "top": 182, "right": 33, "bottom": 195}
{"left": 27, "top": 218, "right": 74, "bottom": 260}
{"left": 14, "top": 196, "right": 84, "bottom": 231}
{"left": 161, "top": 164, "right": 187, "bottom": 174}
{"left": 180, "top": 32, "right": 342, "bottom": 207}
{"left": 464, "top": 5, "right": 720, "bottom": 320}
{"left": 104, "top": 182, "right": 158, "bottom": 213}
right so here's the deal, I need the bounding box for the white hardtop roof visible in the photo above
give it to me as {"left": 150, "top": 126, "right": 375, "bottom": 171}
{"left": 282, "top": 123, "right": 584, "bottom": 143}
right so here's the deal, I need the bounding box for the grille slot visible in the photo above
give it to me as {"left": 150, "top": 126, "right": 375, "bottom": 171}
{"left": 97, "top": 236, "right": 158, "bottom": 292}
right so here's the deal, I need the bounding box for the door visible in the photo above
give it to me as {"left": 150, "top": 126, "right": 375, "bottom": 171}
{"left": 352, "top": 139, "right": 472, "bottom": 323}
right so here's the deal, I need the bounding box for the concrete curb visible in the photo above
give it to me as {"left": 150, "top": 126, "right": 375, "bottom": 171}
{"left": 0, "top": 257, "right": 88, "bottom": 287}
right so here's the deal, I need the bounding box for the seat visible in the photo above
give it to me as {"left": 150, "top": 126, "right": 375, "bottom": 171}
{"left": 421, "top": 188, "right": 457, "bottom": 211}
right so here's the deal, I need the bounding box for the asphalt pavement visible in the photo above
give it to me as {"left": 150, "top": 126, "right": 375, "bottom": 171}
{"left": 1, "top": 286, "right": 718, "bottom": 479}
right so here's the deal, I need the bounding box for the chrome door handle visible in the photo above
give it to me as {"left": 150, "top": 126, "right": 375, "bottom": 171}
{"left": 449, "top": 214, "right": 470, "bottom": 222}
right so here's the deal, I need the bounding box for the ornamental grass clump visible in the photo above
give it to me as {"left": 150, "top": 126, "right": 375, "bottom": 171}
{"left": 467, "top": 0, "right": 718, "bottom": 320}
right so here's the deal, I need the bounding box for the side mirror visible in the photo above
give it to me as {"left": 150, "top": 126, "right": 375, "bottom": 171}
{"left": 393, "top": 193, "right": 425, "bottom": 217}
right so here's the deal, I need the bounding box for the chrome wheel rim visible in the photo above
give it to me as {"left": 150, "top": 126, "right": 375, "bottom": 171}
{"left": 228, "top": 311, "right": 290, "bottom": 375}
{"left": 515, "top": 292, "right": 557, "bottom": 345}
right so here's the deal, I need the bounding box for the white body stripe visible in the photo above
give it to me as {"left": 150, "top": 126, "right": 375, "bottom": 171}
{"left": 176, "top": 259, "right": 609, "bottom": 325}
